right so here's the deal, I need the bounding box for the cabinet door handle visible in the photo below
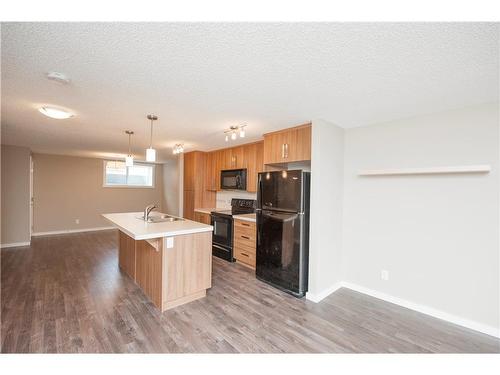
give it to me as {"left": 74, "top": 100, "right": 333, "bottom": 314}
{"left": 241, "top": 223, "right": 250, "bottom": 227}
{"left": 241, "top": 252, "right": 249, "bottom": 257}
{"left": 241, "top": 235, "right": 250, "bottom": 240}
{"left": 281, "top": 144, "right": 285, "bottom": 158}
{"left": 285, "top": 143, "right": 289, "bottom": 158}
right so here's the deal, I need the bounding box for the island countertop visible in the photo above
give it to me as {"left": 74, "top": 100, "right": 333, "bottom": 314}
{"left": 102, "top": 212, "right": 213, "bottom": 240}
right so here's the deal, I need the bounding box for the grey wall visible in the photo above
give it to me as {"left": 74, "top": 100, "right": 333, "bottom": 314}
{"left": 342, "top": 103, "right": 499, "bottom": 332}
{"left": 1, "top": 145, "right": 31, "bottom": 245}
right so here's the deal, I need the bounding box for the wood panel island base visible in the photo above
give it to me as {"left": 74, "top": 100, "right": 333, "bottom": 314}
{"left": 103, "top": 212, "right": 213, "bottom": 311}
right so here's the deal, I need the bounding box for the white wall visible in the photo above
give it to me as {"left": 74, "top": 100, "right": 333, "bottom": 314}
{"left": 307, "top": 119, "right": 345, "bottom": 301}
{"left": 342, "top": 103, "right": 499, "bottom": 334}
{"left": 162, "top": 158, "right": 180, "bottom": 216}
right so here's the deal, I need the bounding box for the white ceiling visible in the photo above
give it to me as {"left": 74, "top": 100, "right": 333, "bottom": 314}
{"left": 1, "top": 22, "right": 498, "bottom": 162}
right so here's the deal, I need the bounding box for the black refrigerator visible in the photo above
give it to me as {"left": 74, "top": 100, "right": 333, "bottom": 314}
{"left": 256, "top": 170, "right": 310, "bottom": 297}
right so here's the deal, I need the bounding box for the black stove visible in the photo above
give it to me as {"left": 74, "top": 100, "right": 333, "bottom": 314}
{"left": 210, "top": 199, "right": 256, "bottom": 261}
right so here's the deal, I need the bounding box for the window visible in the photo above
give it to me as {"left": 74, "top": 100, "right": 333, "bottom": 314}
{"left": 103, "top": 160, "right": 154, "bottom": 188}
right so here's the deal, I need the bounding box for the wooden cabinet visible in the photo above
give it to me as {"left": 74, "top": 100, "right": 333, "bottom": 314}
{"left": 135, "top": 238, "right": 163, "bottom": 308}
{"left": 243, "top": 141, "right": 264, "bottom": 193}
{"left": 118, "top": 231, "right": 136, "bottom": 279}
{"left": 230, "top": 146, "right": 244, "bottom": 169}
{"left": 233, "top": 219, "right": 256, "bottom": 269}
{"left": 204, "top": 151, "right": 216, "bottom": 191}
{"left": 119, "top": 230, "right": 212, "bottom": 312}
{"left": 183, "top": 190, "right": 196, "bottom": 220}
{"left": 263, "top": 123, "right": 311, "bottom": 165}
{"left": 219, "top": 146, "right": 244, "bottom": 170}
{"left": 204, "top": 141, "right": 264, "bottom": 193}
{"left": 193, "top": 211, "right": 211, "bottom": 225}
{"left": 183, "top": 151, "right": 215, "bottom": 220}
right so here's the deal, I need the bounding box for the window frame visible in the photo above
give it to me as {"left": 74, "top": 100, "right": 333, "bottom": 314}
{"left": 102, "top": 159, "right": 156, "bottom": 189}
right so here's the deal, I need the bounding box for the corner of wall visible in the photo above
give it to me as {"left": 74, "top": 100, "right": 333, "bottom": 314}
{"left": 308, "top": 119, "right": 345, "bottom": 298}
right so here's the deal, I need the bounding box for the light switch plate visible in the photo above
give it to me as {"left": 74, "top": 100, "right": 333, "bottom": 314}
{"left": 166, "top": 237, "right": 174, "bottom": 248}
{"left": 381, "top": 270, "right": 389, "bottom": 281}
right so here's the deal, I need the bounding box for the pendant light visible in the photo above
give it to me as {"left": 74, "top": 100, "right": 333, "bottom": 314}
{"left": 125, "top": 130, "right": 134, "bottom": 166}
{"left": 146, "top": 114, "right": 157, "bottom": 162}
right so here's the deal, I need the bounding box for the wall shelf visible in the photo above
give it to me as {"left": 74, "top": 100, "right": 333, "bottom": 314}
{"left": 358, "top": 165, "right": 491, "bottom": 176}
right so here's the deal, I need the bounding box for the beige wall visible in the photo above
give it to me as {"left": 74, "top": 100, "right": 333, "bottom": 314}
{"left": 1, "top": 145, "right": 31, "bottom": 245}
{"left": 162, "top": 158, "right": 180, "bottom": 216}
{"left": 33, "top": 153, "right": 163, "bottom": 233}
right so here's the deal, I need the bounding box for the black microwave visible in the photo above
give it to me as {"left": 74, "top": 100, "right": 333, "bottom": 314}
{"left": 220, "top": 169, "right": 247, "bottom": 190}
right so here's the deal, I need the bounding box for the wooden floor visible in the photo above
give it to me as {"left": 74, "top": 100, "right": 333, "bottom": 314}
{"left": 1, "top": 230, "right": 499, "bottom": 353}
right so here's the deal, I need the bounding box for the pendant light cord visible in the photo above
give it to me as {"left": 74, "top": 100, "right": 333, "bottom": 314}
{"left": 149, "top": 119, "right": 153, "bottom": 148}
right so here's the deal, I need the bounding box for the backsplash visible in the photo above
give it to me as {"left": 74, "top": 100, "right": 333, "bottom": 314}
{"left": 216, "top": 190, "right": 257, "bottom": 208}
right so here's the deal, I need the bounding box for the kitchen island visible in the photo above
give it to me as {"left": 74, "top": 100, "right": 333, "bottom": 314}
{"left": 102, "top": 212, "right": 213, "bottom": 311}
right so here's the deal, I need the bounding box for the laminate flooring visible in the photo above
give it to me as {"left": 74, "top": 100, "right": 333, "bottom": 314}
{"left": 1, "top": 230, "right": 499, "bottom": 353}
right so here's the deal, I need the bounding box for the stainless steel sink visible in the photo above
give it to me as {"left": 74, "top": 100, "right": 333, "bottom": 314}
{"left": 137, "top": 214, "right": 184, "bottom": 223}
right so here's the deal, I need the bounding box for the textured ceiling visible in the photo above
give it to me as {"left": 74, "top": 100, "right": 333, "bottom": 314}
{"left": 1, "top": 22, "right": 498, "bottom": 162}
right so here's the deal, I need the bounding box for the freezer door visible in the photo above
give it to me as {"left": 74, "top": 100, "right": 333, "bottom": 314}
{"left": 256, "top": 209, "right": 308, "bottom": 296}
{"left": 257, "top": 170, "right": 303, "bottom": 212}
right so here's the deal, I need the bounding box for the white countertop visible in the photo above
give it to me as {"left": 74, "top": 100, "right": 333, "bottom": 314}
{"left": 102, "top": 212, "right": 213, "bottom": 240}
{"left": 232, "top": 213, "right": 257, "bottom": 223}
{"left": 194, "top": 208, "right": 229, "bottom": 214}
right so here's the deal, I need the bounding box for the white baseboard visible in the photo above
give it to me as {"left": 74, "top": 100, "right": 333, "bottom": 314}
{"left": 1, "top": 241, "right": 31, "bottom": 249}
{"left": 32, "top": 226, "right": 116, "bottom": 237}
{"left": 306, "top": 280, "right": 499, "bottom": 339}
{"left": 342, "top": 281, "right": 500, "bottom": 339}
{"left": 306, "top": 281, "right": 342, "bottom": 303}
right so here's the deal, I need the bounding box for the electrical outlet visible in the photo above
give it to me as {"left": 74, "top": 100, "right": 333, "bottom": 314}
{"left": 166, "top": 237, "right": 174, "bottom": 248}
{"left": 75, "top": 219, "right": 80, "bottom": 224}
{"left": 381, "top": 270, "right": 389, "bottom": 281}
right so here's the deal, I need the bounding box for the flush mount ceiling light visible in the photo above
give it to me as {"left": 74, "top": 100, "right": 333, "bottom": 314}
{"left": 38, "top": 106, "right": 74, "bottom": 119}
{"left": 46, "top": 71, "right": 71, "bottom": 85}
{"left": 173, "top": 144, "right": 184, "bottom": 155}
{"left": 125, "top": 130, "right": 134, "bottom": 167}
{"left": 146, "top": 114, "right": 158, "bottom": 162}
{"left": 224, "top": 124, "right": 247, "bottom": 142}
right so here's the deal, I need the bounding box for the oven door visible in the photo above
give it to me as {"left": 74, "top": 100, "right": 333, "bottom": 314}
{"left": 210, "top": 214, "right": 234, "bottom": 261}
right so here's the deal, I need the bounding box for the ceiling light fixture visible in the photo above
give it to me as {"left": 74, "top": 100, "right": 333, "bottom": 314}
{"left": 38, "top": 106, "right": 73, "bottom": 119}
{"left": 224, "top": 124, "right": 247, "bottom": 142}
{"left": 46, "top": 71, "right": 71, "bottom": 85}
{"left": 146, "top": 114, "right": 158, "bottom": 162}
{"left": 173, "top": 144, "right": 184, "bottom": 155}
{"left": 125, "top": 130, "right": 134, "bottom": 167}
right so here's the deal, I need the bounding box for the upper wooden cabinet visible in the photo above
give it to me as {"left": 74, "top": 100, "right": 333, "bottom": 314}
{"left": 220, "top": 146, "right": 244, "bottom": 170}
{"left": 203, "top": 141, "right": 264, "bottom": 193}
{"left": 204, "top": 151, "right": 217, "bottom": 191}
{"left": 244, "top": 141, "right": 264, "bottom": 193}
{"left": 263, "top": 123, "right": 311, "bottom": 165}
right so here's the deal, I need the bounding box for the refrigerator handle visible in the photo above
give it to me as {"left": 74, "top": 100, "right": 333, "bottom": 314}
{"left": 257, "top": 175, "right": 263, "bottom": 209}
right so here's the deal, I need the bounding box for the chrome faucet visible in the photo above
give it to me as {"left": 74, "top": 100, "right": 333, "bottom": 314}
{"left": 144, "top": 204, "right": 157, "bottom": 221}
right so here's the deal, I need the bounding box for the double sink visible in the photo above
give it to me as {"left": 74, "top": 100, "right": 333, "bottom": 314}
{"left": 137, "top": 214, "right": 184, "bottom": 223}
